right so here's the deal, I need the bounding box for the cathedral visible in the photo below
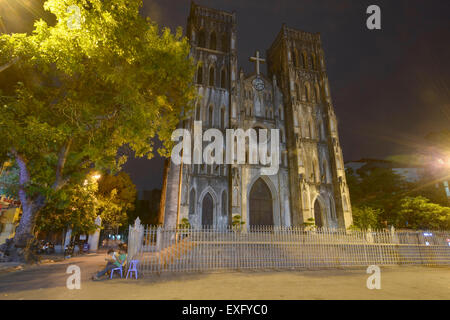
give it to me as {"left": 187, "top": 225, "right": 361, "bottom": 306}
{"left": 160, "top": 3, "right": 353, "bottom": 230}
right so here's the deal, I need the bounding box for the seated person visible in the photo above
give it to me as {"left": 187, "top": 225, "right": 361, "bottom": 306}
{"left": 116, "top": 247, "right": 127, "bottom": 269}
{"left": 92, "top": 249, "right": 123, "bottom": 280}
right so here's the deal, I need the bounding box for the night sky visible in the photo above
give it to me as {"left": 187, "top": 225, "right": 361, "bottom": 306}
{"left": 2, "top": 0, "right": 449, "bottom": 193}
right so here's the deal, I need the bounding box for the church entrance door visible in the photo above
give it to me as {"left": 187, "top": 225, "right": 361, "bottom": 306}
{"left": 249, "top": 178, "right": 274, "bottom": 227}
{"left": 202, "top": 193, "right": 214, "bottom": 227}
{"left": 314, "top": 199, "right": 324, "bottom": 228}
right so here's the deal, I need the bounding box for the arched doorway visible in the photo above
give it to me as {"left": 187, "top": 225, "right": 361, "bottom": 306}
{"left": 249, "top": 178, "right": 274, "bottom": 226}
{"left": 189, "top": 189, "right": 196, "bottom": 216}
{"left": 202, "top": 193, "right": 214, "bottom": 227}
{"left": 313, "top": 199, "right": 324, "bottom": 228}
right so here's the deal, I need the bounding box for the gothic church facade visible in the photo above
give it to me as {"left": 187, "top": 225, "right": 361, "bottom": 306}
{"left": 161, "top": 3, "right": 353, "bottom": 229}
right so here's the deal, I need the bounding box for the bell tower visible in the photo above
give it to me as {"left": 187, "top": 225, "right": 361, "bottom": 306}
{"left": 267, "top": 25, "right": 353, "bottom": 228}
{"left": 164, "top": 3, "right": 238, "bottom": 228}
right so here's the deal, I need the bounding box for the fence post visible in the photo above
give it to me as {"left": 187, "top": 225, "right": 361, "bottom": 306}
{"left": 128, "top": 217, "right": 144, "bottom": 260}
{"left": 156, "top": 226, "right": 162, "bottom": 252}
{"left": 390, "top": 226, "right": 399, "bottom": 244}
{"left": 366, "top": 227, "right": 374, "bottom": 243}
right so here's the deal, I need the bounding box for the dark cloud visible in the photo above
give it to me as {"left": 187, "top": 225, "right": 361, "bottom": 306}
{"left": 2, "top": 0, "right": 449, "bottom": 191}
{"left": 136, "top": 0, "right": 449, "bottom": 189}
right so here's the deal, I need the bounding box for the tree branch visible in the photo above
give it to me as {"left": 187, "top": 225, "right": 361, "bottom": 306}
{"left": 52, "top": 138, "right": 73, "bottom": 190}
{"left": 10, "top": 148, "right": 30, "bottom": 210}
{"left": 0, "top": 57, "right": 19, "bottom": 73}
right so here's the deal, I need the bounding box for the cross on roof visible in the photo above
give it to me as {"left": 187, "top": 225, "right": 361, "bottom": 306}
{"left": 249, "top": 50, "right": 266, "bottom": 76}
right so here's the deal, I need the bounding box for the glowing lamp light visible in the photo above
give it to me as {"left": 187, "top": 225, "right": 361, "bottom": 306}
{"left": 425, "top": 241, "right": 430, "bottom": 246}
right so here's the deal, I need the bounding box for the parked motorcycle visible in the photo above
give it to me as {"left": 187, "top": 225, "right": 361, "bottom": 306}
{"left": 43, "top": 241, "right": 55, "bottom": 254}
{"left": 36, "top": 240, "right": 46, "bottom": 254}
{"left": 36, "top": 241, "right": 55, "bottom": 254}
{"left": 82, "top": 242, "right": 90, "bottom": 254}
{"left": 64, "top": 242, "right": 75, "bottom": 257}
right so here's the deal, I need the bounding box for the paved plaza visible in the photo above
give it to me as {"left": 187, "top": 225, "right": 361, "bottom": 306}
{"left": 0, "top": 254, "right": 448, "bottom": 300}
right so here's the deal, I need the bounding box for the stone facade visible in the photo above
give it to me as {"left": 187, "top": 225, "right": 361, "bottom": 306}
{"left": 161, "top": 3, "right": 353, "bottom": 230}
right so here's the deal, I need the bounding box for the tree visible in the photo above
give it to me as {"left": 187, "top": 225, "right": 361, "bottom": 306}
{"left": 351, "top": 206, "right": 381, "bottom": 230}
{"left": 396, "top": 196, "right": 450, "bottom": 230}
{"left": 0, "top": 161, "right": 19, "bottom": 197}
{"left": 232, "top": 215, "right": 245, "bottom": 231}
{"left": 36, "top": 172, "right": 137, "bottom": 236}
{"left": 346, "top": 167, "right": 408, "bottom": 226}
{"left": 0, "top": 0, "right": 196, "bottom": 253}
{"left": 36, "top": 176, "right": 99, "bottom": 235}
{"left": 96, "top": 172, "right": 137, "bottom": 230}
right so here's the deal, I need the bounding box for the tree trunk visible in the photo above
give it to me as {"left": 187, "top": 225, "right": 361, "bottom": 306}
{"left": 6, "top": 144, "right": 68, "bottom": 261}
{"left": 11, "top": 150, "right": 46, "bottom": 248}
{"left": 13, "top": 197, "right": 45, "bottom": 248}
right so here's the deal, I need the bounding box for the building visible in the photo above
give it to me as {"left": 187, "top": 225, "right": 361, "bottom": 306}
{"left": 160, "top": 3, "right": 353, "bottom": 229}
{"left": 0, "top": 162, "right": 21, "bottom": 244}
{"left": 0, "top": 195, "right": 20, "bottom": 244}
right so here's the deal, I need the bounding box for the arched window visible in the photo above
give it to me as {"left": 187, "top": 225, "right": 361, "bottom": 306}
{"left": 320, "top": 120, "right": 326, "bottom": 140}
{"left": 189, "top": 189, "right": 196, "bottom": 215}
{"left": 210, "top": 32, "right": 217, "bottom": 50}
{"left": 312, "top": 162, "right": 317, "bottom": 182}
{"left": 329, "top": 197, "right": 336, "bottom": 219}
{"left": 197, "top": 66, "right": 203, "bottom": 85}
{"left": 310, "top": 54, "right": 316, "bottom": 70}
{"left": 195, "top": 105, "right": 201, "bottom": 121}
{"left": 322, "top": 160, "right": 328, "bottom": 183}
{"left": 295, "top": 83, "right": 300, "bottom": 100}
{"left": 309, "top": 120, "right": 314, "bottom": 139}
{"left": 292, "top": 49, "right": 298, "bottom": 67}
{"left": 220, "top": 107, "right": 225, "bottom": 129}
{"left": 222, "top": 191, "right": 227, "bottom": 216}
{"left": 198, "top": 30, "right": 206, "bottom": 48}
{"left": 208, "top": 105, "right": 213, "bottom": 127}
{"left": 220, "top": 68, "right": 226, "bottom": 88}
{"left": 304, "top": 84, "right": 309, "bottom": 101}
{"left": 302, "top": 52, "right": 307, "bottom": 69}
{"left": 221, "top": 34, "right": 228, "bottom": 52}
{"left": 209, "top": 66, "right": 215, "bottom": 86}
{"left": 315, "top": 84, "right": 321, "bottom": 102}
{"left": 311, "top": 86, "right": 316, "bottom": 102}
{"left": 314, "top": 159, "right": 320, "bottom": 182}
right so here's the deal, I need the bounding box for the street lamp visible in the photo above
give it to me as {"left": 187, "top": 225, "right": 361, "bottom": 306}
{"left": 83, "top": 173, "right": 101, "bottom": 186}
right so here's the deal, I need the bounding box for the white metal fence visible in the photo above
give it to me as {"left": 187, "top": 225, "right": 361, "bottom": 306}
{"left": 127, "top": 222, "right": 450, "bottom": 275}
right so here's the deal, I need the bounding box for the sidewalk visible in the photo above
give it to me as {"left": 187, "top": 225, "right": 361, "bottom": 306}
{"left": 0, "top": 253, "right": 449, "bottom": 300}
